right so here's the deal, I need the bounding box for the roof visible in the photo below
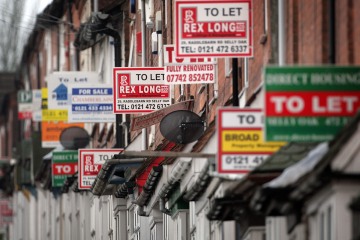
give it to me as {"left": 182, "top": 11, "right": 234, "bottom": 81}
{"left": 252, "top": 111, "right": 360, "bottom": 215}
{"left": 206, "top": 141, "right": 319, "bottom": 220}
{"left": 252, "top": 142, "right": 319, "bottom": 174}
{"left": 265, "top": 142, "right": 329, "bottom": 189}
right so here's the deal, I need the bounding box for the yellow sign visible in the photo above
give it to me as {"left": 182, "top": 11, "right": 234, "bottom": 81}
{"left": 41, "top": 88, "right": 68, "bottom": 121}
{"left": 42, "top": 109, "right": 68, "bottom": 121}
{"left": 221, "top": 129, "right": 285, "bottom": 153}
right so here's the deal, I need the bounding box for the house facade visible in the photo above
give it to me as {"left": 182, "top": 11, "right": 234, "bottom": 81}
{"left": 3, "top": 0, "right": 360, "bottom": 240}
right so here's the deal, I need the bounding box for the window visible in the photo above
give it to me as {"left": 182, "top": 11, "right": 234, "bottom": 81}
{"left": 352, "top": 209, "right": 360, "bottom": 239}
{"left": 163, "top": 214, "right": 169, "bottom": 240}
{"left": 189, "top": 202, "right": 196, "bottom": 231}
{"left": 134, "top": 206, "right": 140, "bottom": 231}
{"left": 127, "top": 207, "right": 135, "bottom": 238}
{"left": 115, "top": 216, "right": 119, "bottom": 240}
{"left": 224, "top": 58, "right": 231, "bottom": 77}
{"left": 327, "top": 206, "right": 332, "bottom": 240}
{"left": 320, "top": 212, "right": 325, "bottom": 240}
{"left": 131, "top": 206, "right": 140, "bottom": 240}
{"left": 150, "top": 226, "right": 156, "bottom": 240}
{"left": 319, "top": 205, "right": 332, "bottom": 240}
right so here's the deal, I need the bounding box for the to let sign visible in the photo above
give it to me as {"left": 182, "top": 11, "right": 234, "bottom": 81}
{"left": 164, "top": 45, "right": 216, "bottom": 84}
{"left": 175, "top": 0, "right": 253, "bottom": 57}
{"left": 113, "top": 67, "right": 171, "bottom": 113}
{"left": 78, "top": 149, "right": 123, "bottom": 189}
{"left": 217, "top": 108, "right": 285, "bottom": 174}
{"left": 47, "top": 71, "right": 100, "bottom": 110}
{"left": 52, "top": 151, "right": 78, "bottom": 187}
{"left": 264, "top": 66, "right": 360, "bottom": 142}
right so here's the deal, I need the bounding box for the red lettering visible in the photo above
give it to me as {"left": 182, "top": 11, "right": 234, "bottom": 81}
{"left": 266, "top": 91, "right": 360, "bottom": 116}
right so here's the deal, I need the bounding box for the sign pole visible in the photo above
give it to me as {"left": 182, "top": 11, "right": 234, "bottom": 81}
{"left": 232, "top": 58, "right": 239, "bottom": 107}
{"left": 113, "top": 32, "right": 125, "bottom": 148}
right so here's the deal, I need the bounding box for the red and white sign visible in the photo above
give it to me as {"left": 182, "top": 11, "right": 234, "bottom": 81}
{"left": 175, "top": 0, "right": 253, "bottom": 57}
{"left": 266, "top": 92, "right": 360, "bottom": 117}
{"left": 164, "top": 45, "right": 216, "bottom": 84}
{"left": 52, "top": 163, "right": 78, "bottom": 175}
{"left": 78, "top": 149, "right": 123, "bottom": 189}
{"left": 113, "top": 67, "right": 171, "bottom": 113}
{"left": 0, "top": 200, "right": 13, "bottom": 225}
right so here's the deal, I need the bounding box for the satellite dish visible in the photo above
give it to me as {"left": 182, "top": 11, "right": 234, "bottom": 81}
{"left": 160, "top": 110, "right": 205, "bottom": 144}
{"left": 59, "top": 126, "right": 90, "bottom": 150}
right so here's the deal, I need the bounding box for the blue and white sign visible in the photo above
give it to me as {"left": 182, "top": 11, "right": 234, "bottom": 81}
{"left": 47, "top": 71, "right": 100, "bottom": 110}
{"left": 68, "top": 84, "right": 115, "bottom": 123}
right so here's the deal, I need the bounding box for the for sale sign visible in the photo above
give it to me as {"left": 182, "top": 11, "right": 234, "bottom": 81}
{"left": 68, "top": 84, "right": 115, "bottom": 123}
{"left": 217, "top": 108, "right": 285, "bottom": 174}
{"left": 52, "top": 151, "right": 78, "bottom": 187}
{"left": 264, "top": 66, "right": 360, "bottom": 142}
{"left": 113, "top": 67, "right": 171, "bottom": 113}
{"left": 78, "top": 149, "right": 123, "bottom": 189}
{"left": 164, "top": 45, "right": 216, "bottom": 84}
{"left": 175, "top": 0, "right": 253, "bottom": 57}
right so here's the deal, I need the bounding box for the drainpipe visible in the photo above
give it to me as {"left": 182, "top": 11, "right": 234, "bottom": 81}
{"left": 328, "top": 0, "right": 335, "bottom": 64}
{"left": 141, "top": 0, "right": 147, "bottom": 150}
{"left": 101, "top": 27, "right": 125, "bottom": 148}
{"left": 278, "top": 0, "right": 286, "bottom": 66}
{"left": 232, "top": 58, "right": 239, "bottom": 107}
{"left": 93, "top": 0, "right": 98, "bottom": 12}
{"left": 67, "top": 0, "right": 73, "bottom": 70}
{"left": 57, "top": 25, "right": 60, "bottom": 70}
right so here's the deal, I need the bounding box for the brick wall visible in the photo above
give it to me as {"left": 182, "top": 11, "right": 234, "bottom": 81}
{"left": 246, "top": 0, "right": 272, "bottom": 102}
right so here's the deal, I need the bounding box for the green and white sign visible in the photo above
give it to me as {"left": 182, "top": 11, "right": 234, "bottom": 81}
{"left": 264, "top": 66, "right": 360, "bottom": 142}
{"left": 51, "top": 151, "right": 78, "bottom": 187}
{"left": 17, "top": 90, "right": 41, "bottom": 120}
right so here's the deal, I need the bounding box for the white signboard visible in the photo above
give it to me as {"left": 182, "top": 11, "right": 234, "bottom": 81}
{"left": 68, "top": 84, "right": 115, "bottom": 123}
{"left": 32, "top": 90, "right": 42, "bottom": 122}
{"left": 17, "top": 90, "right": 42, "bottom": 120}
{"left": 164, "top": 45, "right": 216, "bottom": 84}
{"left": 113, "top": 67, "right": 171, "bottom": 113}
{"left": 217, "top": 108, "right": 285, "bottom": 174}
{"left": 47, "top": 71, "right": 100, "bottom": 110}
{"left": 175, "top": 0, "right": 253, "bottom": 57}
{"left": 78, "top": 149, "right": 123, "bottom": 189}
